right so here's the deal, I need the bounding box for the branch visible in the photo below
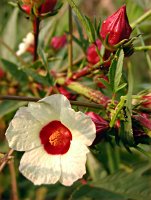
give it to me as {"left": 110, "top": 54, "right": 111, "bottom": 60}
{"left": 0, "top": 149, "right": 14, "bottom": 172}
{"left": 0, "top": 95, "right": 104, "bottom": 109}
{"left": 8, "top": 159, "right": 19, "bottom": 200}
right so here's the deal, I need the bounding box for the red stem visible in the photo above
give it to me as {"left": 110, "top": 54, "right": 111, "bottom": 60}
{"left": 33, "top": 17, "right": 40, "bottom": 61}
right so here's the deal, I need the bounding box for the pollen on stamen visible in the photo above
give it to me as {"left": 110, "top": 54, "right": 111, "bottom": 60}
{"left": 49, "top": 130, "right": 62, "bottom": 146}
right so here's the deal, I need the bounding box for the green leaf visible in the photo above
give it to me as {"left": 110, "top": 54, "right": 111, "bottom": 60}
{"left": 122, "top": 62, "right": 135, "bottom": 146}
{"left": 1, "top": 59, "right": 28, "bottom": 85}
{"left": 114, "top": 49, "right": 124, "bottom": 90}
{"left": 1, "top": 8, "right": 19, "bottom": 61}
{"left": 108, "top": 49, "right": 124, "bottom": 93}
{"left": 115, "top": 83, "right": 127, "bottom": 93}
{"left": 0, "top": 101, "right": 26, "bottom": 118}
{"left": 71, "top": 162, "right": 151, "bottom": 200}
{"left": 24, "top": 68, "right": 50, "bottom": 86}
{"left": 67, "top": 0, "right": 96, "bottom": 42}
{"left": 99, "top": 78, "right": 111, "bottom": 90}
{"left": 84, "top": 16, "right": 96, "bottom": 43}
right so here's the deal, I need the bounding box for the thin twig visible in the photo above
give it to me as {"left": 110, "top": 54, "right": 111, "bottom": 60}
{"left": 0, "top": 149, "right": 14, "bottom": 172}
{"left": 8, "top": 159, "right": 19, "bottom": 200}
{"left": 67, "top": 5, "right": 73, "bottom": 77}
{"left": 0, "top": 95, "right": 104, "bottom": 109}
{"left": 33, "top": 17, "right": 40, "bottom": 61}
{"left": 130, "top": 8, "right": 151, "bottom": 29}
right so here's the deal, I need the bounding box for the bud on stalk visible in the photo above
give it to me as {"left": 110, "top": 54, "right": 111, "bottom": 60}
{"left": 100, "top": 5, "right": 132, "bottom": 46}
{"left": 86, "top": 112, "right": 109, "bottom": 145}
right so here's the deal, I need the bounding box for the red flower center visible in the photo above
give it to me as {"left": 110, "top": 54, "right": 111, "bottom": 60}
{"left": 40, "top": 120, "right": 72, "bottom": 155}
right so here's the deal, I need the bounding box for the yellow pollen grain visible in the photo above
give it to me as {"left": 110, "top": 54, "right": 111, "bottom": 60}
{"left": 49, "top": 130, "right": 62, "bottom": 146}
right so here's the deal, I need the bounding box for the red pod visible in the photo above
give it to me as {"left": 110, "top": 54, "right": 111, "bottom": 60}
{"left": 86, "top": 39, "right": 102, "bottom": 65}
{"left": 22, "top": 5, "right": 31, "bottom": 15}
{"left": 86, "top": 112, "right": 109, "bottom": 145}
{"left": 100, "top": 5, "right": 132, "bottom": 46}
{"left": 0, "top": 68, "right": 5, "bottom": 78}
{"left": 51, "top": 34, "right": 67, "bottom": 50}
{"left": 39, "top": 0, "right": 57, "bottom": 14}
{"left": 142, "top": 93, "right": 151, "bottom": 109}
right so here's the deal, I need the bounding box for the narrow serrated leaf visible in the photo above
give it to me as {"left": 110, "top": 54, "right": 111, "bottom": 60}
{"left": 1, "top": 59, "right": 28, "bottom": 85}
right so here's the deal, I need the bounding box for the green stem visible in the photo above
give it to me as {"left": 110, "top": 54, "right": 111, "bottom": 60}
{"left": 67, "top": 5, "right": 73, "bottom": 77}
{"left": 134, "top": 46, "right": 151, "bottom": 51}
{"left": 57, "top": 78, "right": 109, "bottom": 106}
{"left": 130, "top": 9, "right": 151, "bottom": 29}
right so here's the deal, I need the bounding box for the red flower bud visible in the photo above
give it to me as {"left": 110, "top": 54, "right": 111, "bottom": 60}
{"left": 0, "top": 68, "right": 5, "bottom": 78}
{"left": 86, "top": 112, "right": 109, "bottom": 145}
{"left": 22, "top": 5, "right": 31, "bottom": 15}
{"left": 57, "top": 86, "right": 77, "bottom": 100}
{"left": 86, "top": 39, "right": 102, "bottom": 65}
{"left": 142, "top": 93, "right": 151, "bottom": 109}
{"left": 39, "top": 0, "right": 57, "bottom": 14}
{"left": 51, "top": 34, "right": 67, "bottom": 50}
{"left": 133, "top": 113, "right": 151, "bottom": 130}
{"left": 100, "top": 5, "right": 132, "bottom": 46}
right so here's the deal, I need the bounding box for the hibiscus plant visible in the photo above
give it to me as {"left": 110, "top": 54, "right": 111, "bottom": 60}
{"left": 0, "top": 0, "right": 151, "bottom": 200}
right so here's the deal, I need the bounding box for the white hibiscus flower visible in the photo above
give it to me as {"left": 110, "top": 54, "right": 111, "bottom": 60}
{"left": 5, "top": 94, "right": 96, "bottom": 186}
{"left": 16, "top": 32, "right": 34, "bottom": 56}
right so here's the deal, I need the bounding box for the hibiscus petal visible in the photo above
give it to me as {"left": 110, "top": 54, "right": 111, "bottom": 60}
{"left": 60, "top": 140, "right": 89, "bottom": 186}
{"left": 19, "top": 146, "right": 61, "bottom": 185}
{"left": 61, "top": 108, "right": 96, "bottom": 146}
{"left": 28, "top": 94, "right": 71, "bottom": 125}
{"left": 5, "top": 107, "right": 41, "bottom": 151}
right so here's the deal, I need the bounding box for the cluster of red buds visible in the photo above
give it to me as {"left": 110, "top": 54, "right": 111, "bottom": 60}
{"left": 86, "top": 5, "right": 132, "bottom": 67}
{"left": 20, "top": 0, "right": 57, "bottom": 16}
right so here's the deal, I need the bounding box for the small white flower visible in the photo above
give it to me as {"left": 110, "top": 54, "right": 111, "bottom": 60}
{"left": 5, "top": 94, "right": 96, "bottom": 186}
{"left": 16, "top": 32, "right": 34, "bottom": 56}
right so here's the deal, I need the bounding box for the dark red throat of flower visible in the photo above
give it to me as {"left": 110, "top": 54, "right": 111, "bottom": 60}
{"left": 40, "top": 120, "right": 72, "bottom": 155}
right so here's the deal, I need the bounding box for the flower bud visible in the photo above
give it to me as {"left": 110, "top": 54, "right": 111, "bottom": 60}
{"left": 142, "top": 93, "right": 151, "bottom": 109}
{"left": 51, "top": 34, "right": 67, "bottom": 50}
{"left": 86, "top": 39, "right": 102, "bottom": 65}
{"left": 100, "top": 5, "right": 132, "bottom": 46}
{"left": 22, "top": 5, "right": 31, "bottom": 15}
{"left": 0, "top": 67, "right": 5, "bottom": 78}
{"left": 86, "top": 112, "right": 109, "bottom": 145}
{"left": 57, "top": 86, "right": 77, "bottom": 100}
{"left": 39, "top": 0, "right": 57, "bottom": 14}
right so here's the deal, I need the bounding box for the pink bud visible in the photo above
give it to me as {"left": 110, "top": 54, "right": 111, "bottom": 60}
{"left": 39, "top": 0, "right": 57, "bottom": 14}
{"left": 57, "top": 86, "right": 77, "bottom": 100}
{"left": 51, "top": 34, "right": 67, "bottom": 50}
{"left": 142, "top": 93, "right": 151, "bottom": 109}
{"left": 0, "top": 68, "right": 5, "bottom": 78}
{"left": 86, "top": 39, "right": 102, "bottom": 64}
{"left": 22, "top": 5, "right": 31, "bottom": 15}
{"left": 133, "top": 113, "right": 151, "bottom": 130}
{"left": 86, "top": 112, "right": 109, "bottom": 145}
{"left": 100, "top": 5, "right": 132, "bottom": 46}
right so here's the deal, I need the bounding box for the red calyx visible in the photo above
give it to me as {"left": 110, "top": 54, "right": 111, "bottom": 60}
{"left": 51, "top": 34, "right": 67, "bottom": 50}
{"left": 0, "top": 68, "right": 5, "bottom": 78}
{"left": 86, "top": 39, "right": 102, "bottom": 65}
{"left": 86, "top": 112, "right": 109, "bottom": 145}
{"left": 39, "top": 0, "right": 57, "bottom": 14}
{"left": 100, "top": 5, "right": 132, "bottom": 46}
{"left": 22, "top": 5, "right": 31, "bottom": 15}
